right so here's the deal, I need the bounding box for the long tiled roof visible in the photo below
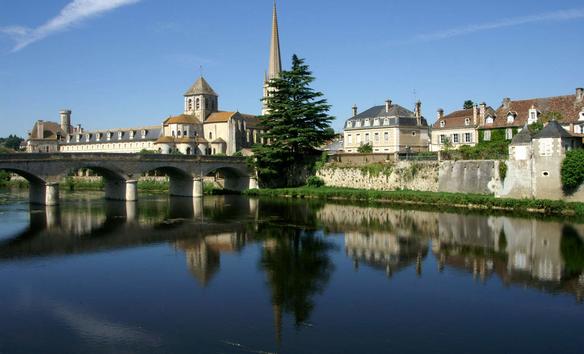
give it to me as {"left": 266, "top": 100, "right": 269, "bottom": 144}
{"left": 63, "top": 126, "right": 161, "bottom": 145}
{"left": 164, "top": 114, "right": 200, "bottom": 125}
{"left": 481, "top": 94, "right": 584, "bottom": 129}
{"left": 205, "top": 112, "right": 237, "bottom": 123}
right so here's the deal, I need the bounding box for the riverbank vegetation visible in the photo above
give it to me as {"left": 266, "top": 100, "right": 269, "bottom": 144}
{"left": 245, "top": 186, "right": 584, "bottom": 217}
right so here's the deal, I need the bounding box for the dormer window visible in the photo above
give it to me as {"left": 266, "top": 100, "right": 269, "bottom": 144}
{"left": 364, "top": 119, "right": 370, "bottom": 127}
{"left": 464, "top": 118, "right": 470, "bottom": 126}
{"left": 528, "top": 109, "right": 539, "bottom": 124}
{"left": 579, "top": 110, "right": 584, "bottom": 122}
{"left": 130, "top": 131, "right": 136, "bottom": 139}
{"left": 107, "top": 132, "right": 113, "bottom": 141}
{"left": 141, "top": 129, "right": 148, "bottom": 138}
{"left": 507, "top": 112, "right": 516, "bottom": 124}
{"left": 77, "top": 134, "right": 82, "bottom": 142}
{"left": 486, "top": 116, "right": 494, "bottom": 125}
{"left": 439, "top": 120, "right": 445, "bottom": 128}
{"left": 384, "top": 118, "right": 389, "bottom": 126}
{"left": 118, "top": 131, "right": 123, "bottom": 140}
{"left": 355, "top": 121, "right": 361, "bottom": 128}
{"left": 86, "top": 134, "right": 91, "bottom": 141}
{"left": 373, "top": 118, "right": 380, "bottom": 126}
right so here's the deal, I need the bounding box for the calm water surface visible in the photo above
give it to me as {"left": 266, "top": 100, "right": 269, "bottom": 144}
{"left": 0, "top": 190, "right": 583, "bottom": 354}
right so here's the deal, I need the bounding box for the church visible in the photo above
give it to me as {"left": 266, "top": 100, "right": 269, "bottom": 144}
{"left": 26, "top": 3, "right": 284, "bottom": 156}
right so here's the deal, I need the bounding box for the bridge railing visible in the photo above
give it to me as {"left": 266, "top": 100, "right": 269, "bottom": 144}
{"left": 0, "top": 153, "right": 248, "bottom": 163}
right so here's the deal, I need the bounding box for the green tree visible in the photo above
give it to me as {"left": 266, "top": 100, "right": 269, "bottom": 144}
{"left": 357, "top": 143, "right": 373, "bottom": 153}
{"left": 0, "top": 135, "right": 24, "bottom": 151}
{"left": 463, "top": 100, "right": 475, "bottom": 110}
{"left": 561, "top": 149, "right": 584, "bottom": 192}
{"left": 253, "top": 55, "right": 335, "bottom": 186}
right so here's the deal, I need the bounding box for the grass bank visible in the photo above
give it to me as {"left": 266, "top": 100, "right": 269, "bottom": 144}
{"left": 245, "top": 187, "right": 584, "bottom": 217}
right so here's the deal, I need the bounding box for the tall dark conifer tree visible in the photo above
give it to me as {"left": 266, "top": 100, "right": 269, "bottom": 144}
{"left": 253, "top": 55, "right": 335, "bottom": 186}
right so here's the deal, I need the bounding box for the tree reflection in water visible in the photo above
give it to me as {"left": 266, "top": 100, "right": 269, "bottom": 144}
{"left": 259, "top": 226, "right": 334, "bottom": 342}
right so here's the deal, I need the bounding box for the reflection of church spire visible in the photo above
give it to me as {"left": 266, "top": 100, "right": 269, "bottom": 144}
{"left": 273, "top": 303, "right": 282, "bottom": 345}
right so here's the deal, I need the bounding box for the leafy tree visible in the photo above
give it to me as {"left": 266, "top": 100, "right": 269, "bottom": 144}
{"left": 561, "top": 149, "right": 584, "bottom": 192}
{"left": 0, "top": 135, "right": 24, "bottom": 151}
{"left": 541, "top": 111, "right": 564, "bottom": 123}
{"left": 463, "top": 100, "right": 475, "bottom": 110}
{"left": 357, "top": 143, "right": 373, "bottom": 153}
{"left": 253, "top": 55, "right": 335, "bottom": 186}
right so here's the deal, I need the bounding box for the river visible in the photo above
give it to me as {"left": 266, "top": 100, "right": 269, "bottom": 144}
{"left": 0, "top": 190, "right": 583, "bottom": 353}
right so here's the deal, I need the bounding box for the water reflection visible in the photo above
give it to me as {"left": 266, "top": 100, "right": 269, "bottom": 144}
{"left": 1, "top": 194, "right": 584, "bottom": 352}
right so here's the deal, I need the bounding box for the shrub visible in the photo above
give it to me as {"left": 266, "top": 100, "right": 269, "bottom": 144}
{"left": 499, "top": 161, "right": 507, "bottom": 181}
{"left": 357, "top": 143, "right": 373, "bottom": 154}
{"left": 561, "top": 149, "right": 584, "bottom": 192}
{"left": 306, "top": 176, "right": 325, "bottom": 188}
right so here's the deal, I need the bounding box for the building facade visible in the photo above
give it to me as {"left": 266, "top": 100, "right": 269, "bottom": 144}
{"left": 343, "top": 100, "right": 429, "bottom": 153}
{"left": 430, "top": 104, "right": 495, "bottom": 152}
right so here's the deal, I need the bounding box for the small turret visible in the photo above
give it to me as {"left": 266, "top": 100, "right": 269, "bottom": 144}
{"left": 60, "top": 109, "right": 72, "bottom": 134}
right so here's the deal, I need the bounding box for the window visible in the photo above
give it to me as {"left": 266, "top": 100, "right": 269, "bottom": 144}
{"left": 412, "top": 131, "right": 417, "bottom": 136}
{"left": 209, "top": 132, "right": 213, "bottom": 140}
{"left": 178, "top": 131, "right": 182, "bottom": 137}
{"left": 196, "top": 98, "right": 200, "bottom": 110}
{"left": 184, "top": 130, "right": 187, "bottom": 137}
{"left": 364, "top": 119, "right": 370, "bottom": 127}
{"left": 506, "top": 128, "right": 513, "bottom": 140}
{"left": 580, "top": 111, "right": 584, "bottom": 122}
{"left": 365, "top": 133, "right": 370, "bottom": 143}
{"left": 373, "top": 118, "right": 380, "bottom": 126}
{"left": 355, "top": 121, "right": 361, "bottom": 128}
{"left": 452, "top": 134, "right": 459, "bottom": 143}
{"left": 118, "top": 131, "right": 123, "bottom": 140}
{"left": 539, "top": 138, "right": 553, "bottom": 157}
{"left": 384, "top": 118, "right": 389, "bottom": 126}
{"left": 486, "top": 116, "right": 494, "bottom": 125}
{"left": 356, "top": 134, "right": 361, "bottom": 143}
{"left": 464, "top": 118, "right": 470, "bottom": 126}
{"left": 528, "top": 109, "right": 538, "bottom": 124}
{"left": 348, "top": 134, "right": 353, "bottom": 144}
{"left": 172, "top": 130, "right": 175, "bottom": 137}
{"left": 384, "top": 132, "right": 389, "bottom": 142}
{"left": 188, "top": 98, "right": 193, "bottom": 111}
{"left": 439, "top": 120, "right": 445, "bottom": 128}
{"left": 440, "top": 135, "right": 446, "bottom": 144}
{"left": 464, "top": 133, "right": 472, "bottom": 143}
{"left": 483, "top": 130, "right": 491, "bottom": 141}
{"left": 374, "top": 133, "right": 380, "bottom": 142}
{"left": 141, "top": 130, "right": 148, "bottom": 138}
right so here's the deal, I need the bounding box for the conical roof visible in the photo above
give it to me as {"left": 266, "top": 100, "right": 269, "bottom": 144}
{"left": 534, "top": 120, "right": 573, "bottom": 139}
{"left": 511, "top": 125, "right": 533, "bottom": 145}
{"left": 184, "top": 76, "right": 218, "bottom": 96}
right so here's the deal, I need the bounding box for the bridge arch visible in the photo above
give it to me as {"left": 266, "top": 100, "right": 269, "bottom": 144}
{"left": 203, "top": 165, "right": 255, "bottom": 192}
{"left": 0, "top": 167, "right": 57, "bottom": 206}
{"left": 139, "top": 165, "right": 197, "bottom": 198}
{"left": 63, "top": 164, "right": 134, "bottom": 201}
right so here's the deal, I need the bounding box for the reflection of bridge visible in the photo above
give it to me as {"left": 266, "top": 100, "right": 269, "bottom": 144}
{"left": 0, "top": 153, "right": 257, "bottom": 205}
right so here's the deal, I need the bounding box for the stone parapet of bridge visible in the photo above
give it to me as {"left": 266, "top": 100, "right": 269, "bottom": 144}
{"left": 0, "top": 153, "right": 257, "bottom": 205}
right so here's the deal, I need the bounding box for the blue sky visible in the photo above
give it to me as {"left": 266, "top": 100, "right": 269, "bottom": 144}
{"left": 1, "top": 0, "right": 583, "bottom": 137}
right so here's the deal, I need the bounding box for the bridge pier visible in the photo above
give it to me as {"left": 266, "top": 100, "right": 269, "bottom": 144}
{"left": 169, "top": 177, "right": 204, "bottom": 198}
{"left": 29, "top": 182, "right": 60, "bottom": 206}
{"left": 104, "top": 179, "right": 138, "bottom": 201}
{"left": 125, "top": 180, "right": 138, "bottom": 202}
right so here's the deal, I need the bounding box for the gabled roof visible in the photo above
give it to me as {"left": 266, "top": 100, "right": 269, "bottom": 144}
{"left": 184, "top": 76, "right": 218, "bottom": 97}
{"left": 534, "top": 120, "right": 574, "bottom": 139}
{"left": 433, "top": 107, "right": 496, "bottom": 130}
{"left": 205, "top": 112, "right": 237, "bottom": 123}
{"left": 345, "top": 104, "right": 427, "bottom": 130}
{"left": 29, "top": 121, "right": 62, "bottom": 140}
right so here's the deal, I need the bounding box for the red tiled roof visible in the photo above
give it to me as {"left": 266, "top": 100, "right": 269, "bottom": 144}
{"left": 432, "top": 109, "right": 475, "bottom": 130}
{"left": 481, "top": 94, "right": 584, "bottom": 129}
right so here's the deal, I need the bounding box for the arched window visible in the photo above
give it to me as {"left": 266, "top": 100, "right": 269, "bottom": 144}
{"left": 209, "top": 132, "right": 213, "bottom": 140}
{"left": 196, "top": 98, "right": 200, "bottom": 110}
{"left": 178, "top": 131, "right": 182, "bottom": 136}
{"left": 188, "top": 98, "right": 193, "bottom": 111}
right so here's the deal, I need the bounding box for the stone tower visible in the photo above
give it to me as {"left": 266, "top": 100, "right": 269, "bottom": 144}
{"left": 184, "top": 76, "right": 219, "bottom": 120}
{"left": 60, "top": 109, "right": 72, "bottom": 134}
{"left": 262, "top": 1, "right": 282, "bottom": 115}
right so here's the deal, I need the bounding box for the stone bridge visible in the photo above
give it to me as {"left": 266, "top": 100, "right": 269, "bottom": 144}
{"left": 0, "top": 153, "right": 257, "bottom": 205}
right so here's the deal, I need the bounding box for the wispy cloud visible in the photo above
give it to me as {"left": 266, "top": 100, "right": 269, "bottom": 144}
{"left": 398, "top": 8, "right": 584, "bottom": 44}
{"left": 0, "top": 0, "right": 141, "bottom": 52}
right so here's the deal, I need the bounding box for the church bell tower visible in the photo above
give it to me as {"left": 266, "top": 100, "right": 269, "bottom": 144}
{"left": 262, "top": 1, "right": 282, "bottom": 115}
{"left": 184, "top": 76, "right": 218, "bottom": 120}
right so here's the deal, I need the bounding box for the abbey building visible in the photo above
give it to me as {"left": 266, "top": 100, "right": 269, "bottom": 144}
{"left": 25, "top": 2, "right": 287, "bottom": 156}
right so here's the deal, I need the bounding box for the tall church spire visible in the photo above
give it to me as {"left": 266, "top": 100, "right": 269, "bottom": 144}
{"left": 268, "top": 1, "right": 282, "bottom": 80}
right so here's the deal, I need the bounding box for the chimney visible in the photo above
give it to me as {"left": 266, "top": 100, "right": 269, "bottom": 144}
{"left": 502, "top": 97, "right": 511, "bottom": 110}
{"left": 437, "top": 109, "right": 444, "bottom": 120}
{"left": 473, "top": 105, "right": 479, "bottom": 126}
{"left": 415, "top": 100, "right": 422, "bottom": 125}
{"left": 479, "top": 102, "right": 487, "bottom": 126}
{"left": 385, "top": 99, "right": 392, "bottom": 113}
{"left": 577, "top": 88, "right": 584, "bottom": 102}
{"left": 352, "top": 104, "right": 358, "bottom": 117}
{"left": 37, "top": 120, "right": 44, "bottom": 139}
{"left": 76, "top": 124, "right": 82, "bottom": 133}
{"left": 60, "top": 109, "right": 72, "bottom": 134}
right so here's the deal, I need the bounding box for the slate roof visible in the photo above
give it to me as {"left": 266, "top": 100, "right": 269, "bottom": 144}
{"left": 345, "top": 104, "right": 427, "bottom": 130}
{"left": 481, "top": 94, "right": 584, "bottom": 129}
{"left": 534, "top": 120, "right": 575, "bottom": 139}
{"left": 62, "top": 126, "right": 162, "bottom": 145}
{"left": 510, "top": 126, "right": 533, "bottom": 145}
{"left": 184, "top": 76, "right": 218, "bottom": 96}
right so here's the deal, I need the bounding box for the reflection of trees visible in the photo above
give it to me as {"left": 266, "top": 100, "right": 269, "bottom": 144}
{"left": 561, "top": 225, "right": 584, "bottom": 277}
{"left": 259, "top": 227, "right": 334, "bottom": 341}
